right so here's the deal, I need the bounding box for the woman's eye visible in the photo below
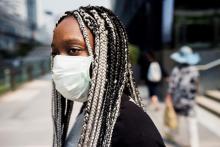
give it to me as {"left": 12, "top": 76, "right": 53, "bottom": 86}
{"left": 67, "top": 48, "right": 81, "bottom": 55}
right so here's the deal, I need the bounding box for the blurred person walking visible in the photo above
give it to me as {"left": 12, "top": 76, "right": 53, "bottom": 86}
{"left": 166, "top": 46, "right": 200, "bottom": 147}
{"left": 140, "top": 51, "right": 168, "bottom": 110}
{"left": 51, "top": 6, "right": 165, "bottom": 147}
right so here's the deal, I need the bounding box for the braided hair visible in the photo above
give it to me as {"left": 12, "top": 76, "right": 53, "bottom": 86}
{"left": 51, "top": 6, "right": 144, "bottom": 147}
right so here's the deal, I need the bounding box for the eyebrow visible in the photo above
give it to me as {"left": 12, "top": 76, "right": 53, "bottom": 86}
{"left": 63, "top": 38, "right": 83, "bottom": 44}
{"left": 51, "top": 38, "right": 85, "bottom": 49}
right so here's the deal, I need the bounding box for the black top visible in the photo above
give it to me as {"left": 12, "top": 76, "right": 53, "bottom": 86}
{"left": 112, "top": 95, "right": 165, "bottom": 147}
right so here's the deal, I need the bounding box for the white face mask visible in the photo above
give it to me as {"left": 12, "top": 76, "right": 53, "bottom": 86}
{"left": 52, "top": 55, "right": 93, "bottom": 102}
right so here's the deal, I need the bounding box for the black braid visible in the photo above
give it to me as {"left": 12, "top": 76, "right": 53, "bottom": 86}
{"left": 96, "top": 7, "right": 127, "bottom": 145}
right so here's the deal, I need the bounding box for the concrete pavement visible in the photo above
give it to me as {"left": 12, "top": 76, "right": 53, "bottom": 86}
{"left": 0, "top": 75, "right": 219, "bottom": 147}
{"left": 0, "top": 74, "right": 82, "bottom": 147}
{"left": 0, "top": 74, "right": 53, "bottom": 147}
{"left": 138, "top": 84, "right": 220, "bottom": 147}
{"left": 146, "top": 104, "right": 220, "bottom": 147}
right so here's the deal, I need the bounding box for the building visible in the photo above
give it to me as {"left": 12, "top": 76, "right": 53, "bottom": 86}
{"left": 0, "top": 0, "right": 27, "bottom": 20}
{"left": 0, "top": 0, "right": 31, "bottom": 53}
{"left": 27, "top": 0, "right": 38, "bottom": 31}
{"left": 0, "top": 0, "right": 50, "bottom": 57}
{"left": 113, "top": 0, "right": 220, "bottom": 51}
{"left": 173, "top": 0, "right": 220, "bottom": 49}
{"left": 114, "top": 0, "right": 163, "bottom": 51}
{"left": 113, "top": 0, "right": 220, "bottom": 93}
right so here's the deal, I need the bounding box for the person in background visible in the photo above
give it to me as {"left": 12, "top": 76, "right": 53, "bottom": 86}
{"left": 140, "top": 50, "right": 168, "bottom": 110}
{"left": 51, "top": 6, "right": 165, "bottom": 147}
{"left": 166, "top": 46, "right": 200, "bottom": 147}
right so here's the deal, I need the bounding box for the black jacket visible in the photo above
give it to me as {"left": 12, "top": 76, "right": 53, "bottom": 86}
{"left": 112, "top": 95, "right": 165, "bottom": 147}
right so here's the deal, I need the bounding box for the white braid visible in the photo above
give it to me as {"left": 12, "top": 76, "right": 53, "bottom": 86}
{"left": 92, "top": 12, "right": 117, "bottom": 146}
{"left": 74, "top": 9, "right": 104, "bottom": 147}
{"left": 88, "top": 10, "right": 108, "bottom": 147}
{"left": 72, "top": 11, "right": 99, "bottom": 147}
{"left": 73, "top": 11, "right": 93, "bottom": 57}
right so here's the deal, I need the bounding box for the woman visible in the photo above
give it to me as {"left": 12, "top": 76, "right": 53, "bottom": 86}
{"left": 166, "top": 46, "right": 200, "bottom": 147}
{"left": 51, "top": 6, "right": 165, "bottom": 147}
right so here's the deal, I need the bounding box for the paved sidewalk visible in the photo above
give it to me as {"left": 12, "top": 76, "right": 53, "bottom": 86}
{"left": 146, "top": 103, "right": 220, "bottom": 147}
{"left": 138, "top": 85, "right": 220, "bottom": 147}
{"left": 0, "top": 74, "right": 82, "bottom": 147}
{"left": 0, "top": 75, "right": 219, "bottom": 147}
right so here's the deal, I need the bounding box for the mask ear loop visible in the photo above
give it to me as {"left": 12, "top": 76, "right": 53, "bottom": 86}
{"left": 73, "top": 11, "right": 94, "bottom": 58}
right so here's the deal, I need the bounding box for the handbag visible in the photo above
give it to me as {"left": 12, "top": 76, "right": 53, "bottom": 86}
{"left": 164, "top": 100, "right": 178, "bottom": 130}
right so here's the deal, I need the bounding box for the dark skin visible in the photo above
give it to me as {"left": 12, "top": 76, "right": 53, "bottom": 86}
{"left": 51, "top": 16, "right": 94, "bottom": 57}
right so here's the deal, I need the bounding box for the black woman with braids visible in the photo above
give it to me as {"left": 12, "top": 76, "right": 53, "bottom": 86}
{"left": 51, "top": 6, "right": 165, "bottom": 147}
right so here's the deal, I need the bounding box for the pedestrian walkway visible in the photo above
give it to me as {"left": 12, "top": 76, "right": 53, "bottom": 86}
{"left": 0, "top": 75, "right": 219, "bottom": 147}
{"left": 0, "top": 74, "right": 82, "bottom": 147}
{"left": 0, "top": 74, "right": 53, "bottom": 147}
{"left": 146, "top": 103, "right": 220, "bottom": 147}
{"left": 138, "top": 84, "right": 220, "bottom": 147}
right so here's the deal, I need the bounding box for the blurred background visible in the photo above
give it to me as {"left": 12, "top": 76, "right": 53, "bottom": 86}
{"left": 0, "top": 0, "right": 219, "bottom": 147}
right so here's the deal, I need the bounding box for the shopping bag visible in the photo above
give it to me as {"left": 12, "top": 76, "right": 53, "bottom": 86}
{"left": 164, "top": 101, "right": 178, "bottom": 130}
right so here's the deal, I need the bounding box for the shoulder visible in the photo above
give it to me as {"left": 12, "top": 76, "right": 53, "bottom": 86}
{"left": 112, "top": 96, "right": 165, "bottom": 147}
{"left": 190, "top": 66, "right": 199, "bottom": 74}
{"left": 186, "top": 66, "right": 199, "bottom": 77}
{"left": 171, "top": 67, "right": 179, "bottom": 75}
{"left": 172, "top": 66, "right": 179, "bottom": 73}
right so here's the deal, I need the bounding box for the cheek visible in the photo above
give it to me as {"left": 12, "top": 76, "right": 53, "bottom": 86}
{"left": 81, "top": 51, "right": 89, "bottom": 56}
{"left": 89, "top": 38, "right": 94, "bottom": 49}
{"left": 59, "top": 49, "right": 67, "bottom": 55}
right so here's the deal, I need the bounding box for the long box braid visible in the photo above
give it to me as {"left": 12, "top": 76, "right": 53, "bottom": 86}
{"left": 51, "top": 6, "right": 144, "bottom": 147}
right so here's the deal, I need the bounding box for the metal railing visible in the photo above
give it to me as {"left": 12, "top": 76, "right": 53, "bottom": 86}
{"left": 196, "top": 59, "right": 220, "bottom": 71}
{"left": 0, "top": 58, "right": 50, "bottom": 94}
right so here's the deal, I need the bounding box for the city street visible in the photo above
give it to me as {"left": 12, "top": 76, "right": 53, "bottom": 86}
{"left": 0, "top": 74, "right": 219, "bottom": 147}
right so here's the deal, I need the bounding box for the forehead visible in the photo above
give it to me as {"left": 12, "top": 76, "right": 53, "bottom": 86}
{"left": 52, "top": 16, "right": 94, "bottom": 49}
{"left": 53, "top": 17, "right": 83, "bottom": 42}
